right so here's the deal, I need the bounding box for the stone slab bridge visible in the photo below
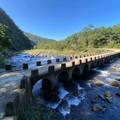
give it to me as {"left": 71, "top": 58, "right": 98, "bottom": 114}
{"left": 0, "top": 51, "right": 120, "bottom": 120}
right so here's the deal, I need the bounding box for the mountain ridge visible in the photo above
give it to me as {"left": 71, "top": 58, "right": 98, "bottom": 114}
{"left": 24, "top": 32, "right": 56, "bottom": 45}
{"left": 0, "top": 8, "right": 32, "bottom": 50}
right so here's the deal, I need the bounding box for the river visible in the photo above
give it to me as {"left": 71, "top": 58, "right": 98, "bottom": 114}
{"left": 9, "top": 54, "right": 120, "bottom": 120}
{"left": 32, "top": 58, "right": 120, "bottom": 120}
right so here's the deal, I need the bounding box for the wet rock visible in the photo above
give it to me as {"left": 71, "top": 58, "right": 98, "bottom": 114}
{"left": 98, "top": 94, "right": 106, "bottom": 101}
{"left": 91, "top": 80, "right": 104, "bottom": 87}
{"left": 115, "top": 92, "right": 120, "bottom": 97}
{"left": 106, "top": 98, "right": 112, "bottom": 104}
{"left": 92, "top": 104, "right": 103, "bottom": 112}
{"left": 104, "top": 91, "right": 112, "bottom": 98}
{"left": 108, "top": 80, "right": 120, "bottom": 88}
{"left": 103, "top": 91, "right": 112, "bottom": 103}
{"left": 112, "top": 66, "right": 120, "bottom": 71}
{"left": 115, "top": 78, "right": 120, "bottom": 81}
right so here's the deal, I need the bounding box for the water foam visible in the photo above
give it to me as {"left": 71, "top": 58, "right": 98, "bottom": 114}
{"left": 93, "top": 68, "right": 110, "bottom": 77}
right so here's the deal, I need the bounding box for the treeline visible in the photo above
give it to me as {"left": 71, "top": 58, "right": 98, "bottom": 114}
{"left": 0, "top": 8, "right": 32, "bottom": 51}
{"left": 35, "top": 25, "right": 120, "bottom": 50}
{"left": 0, "top": 8, "right": 32, "bottom": 65}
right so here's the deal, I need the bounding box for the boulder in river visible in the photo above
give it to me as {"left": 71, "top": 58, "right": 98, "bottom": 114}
{"left": 115, "top": 78, "right": 120, "bottom": 81}
{"left": 115, "top": 92, "right": 120, "bottom": 97}
{"left": 91, "top": 80, "right": 104, "bottom": 87}
{"left": 103, "top": 91, "right": 112, "bottom": 103}
{"left": 112, "top": 66, "right": 120, "bottom": 71}
{"left": 108, "top": 80, "right": 120, "bottom": 88}
{"left": 98, "top": 94, "right": 106, "bottom": 101}
{"left": 104, "top": 91, "right": 112, "bottom": 98}
{"left": 92, "top": 103, "right": 103, "bottom": 112}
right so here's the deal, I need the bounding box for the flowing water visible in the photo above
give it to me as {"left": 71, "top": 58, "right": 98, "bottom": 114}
{"left": 7, "top": 53, "right": 65, "bottom": 70}
{"left": 32, "top": 58, "right": 120, "bottom": 120}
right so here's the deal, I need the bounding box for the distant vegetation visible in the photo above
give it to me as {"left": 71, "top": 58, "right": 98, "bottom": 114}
{"left": 0, "top": 8, "right": 32, "bottom": 50}
{"left": 0, "top": 8, "right": 32, "bottom": 65}
{"left": 24, "top": 32, "right": 55, "bottom": 45}
{"left": 0, "top": 7, "right": 120, "bottom": 66}
{"left": 34, "top": 25, "right": 120, "bottom": 51}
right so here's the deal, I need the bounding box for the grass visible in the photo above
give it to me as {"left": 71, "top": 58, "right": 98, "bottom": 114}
{"left": 24, "top": 48, "right": 113, "bottom": 57}
{"left": 0, "top": 47, "right": 23, "bottom": 68}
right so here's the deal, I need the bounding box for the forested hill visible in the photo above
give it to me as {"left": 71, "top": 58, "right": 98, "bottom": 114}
{"left": 1, "top": 7, "right": 120, "bottom": 53}
{"left": 24, "top": 32, "right": 55, "bottom": 45}
{"left": 35, "top": 25, "right": 120, "bottom": 50}
{"left": 65, "top": 25, "right": 120, "bottom": 49}
{"left": 0, "top": 8, "right": 32, "bottom": 51}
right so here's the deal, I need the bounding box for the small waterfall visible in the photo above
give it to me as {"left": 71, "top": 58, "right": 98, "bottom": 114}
{"left": 32, "top": 80, "right": 86, "bottom": 116}
{"left": 46, "top": 83, "right": 85, "bottom": 116}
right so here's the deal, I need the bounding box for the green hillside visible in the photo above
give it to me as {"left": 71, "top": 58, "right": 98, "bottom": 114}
{"left": 1, "top": 7, "right": 120, "bottom": 65}
{"left": 0, "top": 8, "right": 32, "bottom": 65}
{"left": 0, "top": 8, "right": 32, "bottom": 51}
{"left": 35, "top": 25, "right": 120, "bottom": 50}
{"left": 24, "top": 32, "right": 55, "bottom": 45}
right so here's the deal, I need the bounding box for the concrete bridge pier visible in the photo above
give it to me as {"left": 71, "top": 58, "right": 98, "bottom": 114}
{"left": 71, "top": 67, "right": 81, "bottom": 80}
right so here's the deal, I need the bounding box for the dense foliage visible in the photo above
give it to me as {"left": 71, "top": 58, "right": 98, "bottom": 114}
{"left": 0, "top": 8, "right": 32, "bottom": 50}
{"left": 35, "top": 25, "right": 120, "bottom": 50}
{"left": 0, "top": 7, "right": 120, "bottom": 65}
{"left": 0, "top": 8, "right": 32, "bottom": 65}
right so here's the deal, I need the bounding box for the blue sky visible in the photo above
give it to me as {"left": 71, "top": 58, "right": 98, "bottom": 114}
{"left": 0, "top": 0, "right": 120, "bottom": 40}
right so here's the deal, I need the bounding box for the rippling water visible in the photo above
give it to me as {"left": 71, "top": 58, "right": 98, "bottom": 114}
{"left": 8, "top": 53, "right": 64, "bottom": 70}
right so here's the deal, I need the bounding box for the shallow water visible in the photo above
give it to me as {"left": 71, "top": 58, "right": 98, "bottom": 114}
{"left": 8, "top": 53, "right": 65, "bottom": 70}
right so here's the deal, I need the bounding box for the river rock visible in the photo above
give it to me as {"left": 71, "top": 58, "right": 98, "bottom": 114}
{"left": 108, "top": 80, "right": 120, "bottom": 88}
{"left": 92, "top": 104, "right": 103, "bottom": 112}
{"left": 115, "top": 78, "right": 120, "bottom": 81}
{"left": 116, "top": 92, "right": 120, "bottom": 97}
{"left": 112, "top": 66, "right": 120, "bottom": 71}
{"left": 103, "top": 91, "right": 112, "bottom": 103}
{"left": 91, "top": 80, "right": 104, "bottom": 87}
{"left": 104, "top": 91, "right": 112, "bottom": 98}
{"left": 98, "top": 94, "right": 106, "bottom": 101}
